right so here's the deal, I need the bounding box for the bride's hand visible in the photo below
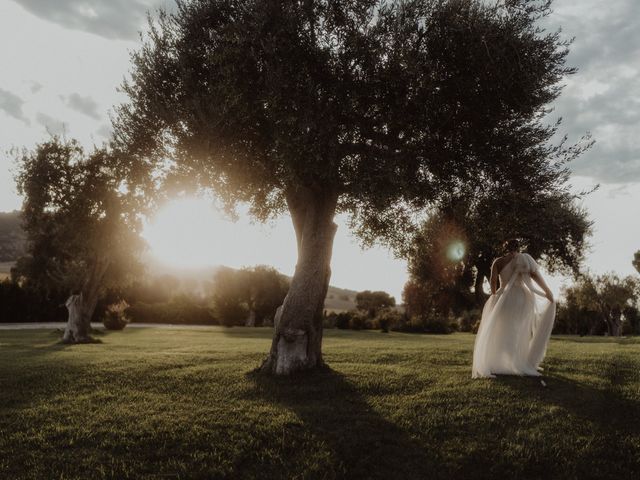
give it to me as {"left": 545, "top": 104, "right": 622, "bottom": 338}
{"left": 545, "top": 292, "right": 554, "bottom": 303}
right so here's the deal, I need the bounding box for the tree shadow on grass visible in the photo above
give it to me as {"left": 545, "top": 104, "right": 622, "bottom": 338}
{"left": 246, "top": 367, "right": 437, "bottom": 480}
{"left": 495, "top": 362, "right": 640, "bottom": 478}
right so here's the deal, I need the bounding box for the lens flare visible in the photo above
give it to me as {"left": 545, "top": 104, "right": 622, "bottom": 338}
{"left": 447, "top": 241, "right": 465, "bottom": 262}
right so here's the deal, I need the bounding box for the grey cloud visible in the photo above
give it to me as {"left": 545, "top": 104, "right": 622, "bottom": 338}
{"left": 0, "top": 88, "right": 30, "bottom": 124}
{"left": 36, "top": 112, "right": 67, "bottom": 136}
{"left": 543, "top": 0, "right": 640, "bottom": 183}
{"left": 96, "top": 124, "right": 113, "bottom": 138}
{"left": 30, "top": 81, "right": 43, "bottom": 94}
{"left": 63, "top": 93, "right": 101, "bottom": 120}
{"left": 11, "top": 0, "right": 176, "bottom": 41}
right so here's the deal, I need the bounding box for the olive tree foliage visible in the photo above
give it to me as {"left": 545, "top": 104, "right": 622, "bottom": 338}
{"left": 405, "top": 186, "right": 592, "bottom": 314}
{"left": 14, "top": 138, "right": 145, "bottom": 342}
{"left": 113, "top": 0, "right": 579, "bottom": 373}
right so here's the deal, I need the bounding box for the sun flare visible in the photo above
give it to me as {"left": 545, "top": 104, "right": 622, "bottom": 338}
{"left": 447, "top": 241, "right": 466, "bottom": 262}
{"left": 143, "top": 198, "right": 226, "bottom": 268}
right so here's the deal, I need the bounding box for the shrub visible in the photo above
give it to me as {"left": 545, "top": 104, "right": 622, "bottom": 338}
{"left": 623, "top": 306, "right": 640, "bottom": 335}
{"left": 456, "top": 309, "right": 481, "bottom": 333}
{"left": 323, "top": 311, "right": 337, "bottom": 329}
{"left": 421, "top": 314, "right": 455, "bottom": 334}
{"left": 377, "top": 315, "right": 390, "bottom": 333}
{"left": 391, "top": 309, "right": 454, "bottom": 334}
{"left": 373, "top": 309, "right": 404, "bottom": 333}
{"left": 472, "top": 319, "right": 481, "bottom": 334}
{"left": 0, "top": 279, "right": 67, "bottom": 323}
{"left": 127, "top": 297, "right": 216, "bottom": 325}
{"left": 335, "top": 312, "right": 352, "bottom": 329}
{"left": 102, "top": 300, "right": 130, "bottom": 330}
{"left": 349, "top": 310, "right": 369, "bottom": 330}
{"left": 214, "top": 301, "right": 249, "bottom": 327}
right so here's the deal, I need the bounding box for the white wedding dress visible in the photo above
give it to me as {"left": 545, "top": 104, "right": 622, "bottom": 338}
{"left": 472, "top": 252, "right": 556, "bottom": 378}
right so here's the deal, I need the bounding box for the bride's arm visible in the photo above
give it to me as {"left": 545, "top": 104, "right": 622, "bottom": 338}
{"left": 531, "top": 271, "right": 554, "bottom": 302}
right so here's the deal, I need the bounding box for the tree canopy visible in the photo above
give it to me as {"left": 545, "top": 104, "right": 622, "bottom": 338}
{"left": 114, "top": 0, "right": 577, "bottom": 241}
{"left": 210, "top": 265, "right": 289, "bottom": 327}
{"left": 355, "top": 290, "right": 396, "bottom": 317}
{"left": 14, "top": 137, "right": 145, "bottom": 341}
{"left": 405, "top": 186, "right": 592, "bottom": 312}
{"left": 113, "top": 0, "right": 585, "bottom": 373}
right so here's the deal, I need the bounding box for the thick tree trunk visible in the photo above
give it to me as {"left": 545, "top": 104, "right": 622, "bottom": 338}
{"left": 62, "top": 256, "right": 109, "bottom": 344}
{"left": 260, "top": 187, "right": 338, "bottom": 375}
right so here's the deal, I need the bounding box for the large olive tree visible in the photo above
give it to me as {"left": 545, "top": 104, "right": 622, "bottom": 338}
{"left": 405, "top": 186, "right": 592, "bottom": 314}
{"left": 114, "top": 0, "right": 576, "bottom": 374}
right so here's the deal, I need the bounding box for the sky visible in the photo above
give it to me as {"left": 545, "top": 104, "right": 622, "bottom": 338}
{"left": 0, "top": 0, "right": 639, "bottom": 300}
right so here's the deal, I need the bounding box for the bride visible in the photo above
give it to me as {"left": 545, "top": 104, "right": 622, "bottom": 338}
{"left": 472, "top": 239, "right": 556, "bottom": 379}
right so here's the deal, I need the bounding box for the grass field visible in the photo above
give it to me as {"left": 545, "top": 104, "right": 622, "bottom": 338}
{"left": 0, "top": 328, "right": 639, "bottom": 480}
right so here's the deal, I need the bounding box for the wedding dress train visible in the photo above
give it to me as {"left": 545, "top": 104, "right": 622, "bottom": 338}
{"left": 472, "top": 252, "right": 556, "bottom": 378}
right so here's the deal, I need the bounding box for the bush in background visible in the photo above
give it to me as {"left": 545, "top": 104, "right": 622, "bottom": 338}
{"left": 102, "top": 300, "right": 130, "bottom": 330}
{"left": 349, "top": 310, "right": 369, "bottom": 330}
{"left": 391, "top": 309, "right": 456, "bottom": 334}
{"left": 127, "top": 295, "right": 216, "bottom": 325}
{"left": 373, "top": 309, "right": 404, "bottom": 333}
{"left": 456, "top": 309, "right": 481, "bottom": 333}
{"left": 0, "top": 279, "right": 67, "bottom": 323}
{"left": 335, "top": 312, "right": 352, "bottom": 330}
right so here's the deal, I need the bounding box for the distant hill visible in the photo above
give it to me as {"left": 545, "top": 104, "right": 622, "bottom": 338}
{"left": 0, "top": 214, "right": 363, "bottom": 310}
{"left": 324, "top": 284, "right": 358, "bottom": 312}
{"left": 0, "top": 211, "right": 25, "bottom": 263}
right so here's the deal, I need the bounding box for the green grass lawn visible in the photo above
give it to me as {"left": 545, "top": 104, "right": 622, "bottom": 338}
{"left": 1, "top": 328, "right": 639, "bottom": 480}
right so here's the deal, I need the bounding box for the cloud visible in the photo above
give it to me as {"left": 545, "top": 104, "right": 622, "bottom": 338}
{"left": 36, "top": 112, "right": 67, "bottom": 136}
{"left": 62, "top": 93, "right": 101, "bottom": 120}
{"left": 544, "top": 0, "right": 640, "bottom": 183}
{"left": 11, "top": 0, "right": 175, "bottom": 41}
{"left": 96, "top": 124, "right": 113, "bottom": 139}
{"left": 29, "top": 81, "right": 43, "bottom": 94}
{"left": 0, "top": 88, "right": 30, "bottom": 124}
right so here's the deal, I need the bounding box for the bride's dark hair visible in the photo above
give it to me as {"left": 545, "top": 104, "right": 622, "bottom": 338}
{"left": 503, "top": 238, "right": 520, "bottom": 253}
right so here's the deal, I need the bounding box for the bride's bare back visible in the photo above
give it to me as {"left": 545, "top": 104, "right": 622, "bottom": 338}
{"left": 490, "top": 252, "right": 553, "bottom": 302}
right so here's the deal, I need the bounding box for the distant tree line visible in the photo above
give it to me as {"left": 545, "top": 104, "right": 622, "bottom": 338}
{"left": 555, "top": 271, "right": 640, "bottom": 336}
{"left": 0, "top": 263, "right": 290, "bottom": 328}
{"left": 551, "top": 255, "right": 640, "bottom": 336}
{"left": 0, "top": 211, "right": 25, "bottom": 262}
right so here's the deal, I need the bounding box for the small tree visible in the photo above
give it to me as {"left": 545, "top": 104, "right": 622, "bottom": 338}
{"left": 242, "top": 266, "right": 289, "bottom": 326}
{"left": 14, "top": 138, "right": 144, "bottom": 343}
{"left": 210, "top": 266, "right": 289, "bottom": 326}
{"left": 633, "top": 251, "right": 640, "bottom": 275}
{"left": 114, "top": 0, "right": 581, "bottom": 373}
{"left": 355, "top": 290, "right": 396, "bottom": 318}
{"left": 561, "top": 274, "right": 639, "bottom": 336}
